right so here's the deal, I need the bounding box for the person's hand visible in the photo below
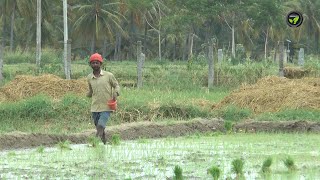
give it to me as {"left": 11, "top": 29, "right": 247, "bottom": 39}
{"left": 112, "top": 92, "right": 118, "bottom": 100}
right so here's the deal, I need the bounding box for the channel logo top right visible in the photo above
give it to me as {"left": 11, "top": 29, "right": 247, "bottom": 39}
{"left": 287, "top": 11, "right": 303, "bottom": 27}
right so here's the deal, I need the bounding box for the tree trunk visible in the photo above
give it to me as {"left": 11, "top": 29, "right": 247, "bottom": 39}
{"left": 10, "top": 1, "right": 16, "bottom": 52}
{"left": 118, "top": 33, "right": 122, "bottom": 61}
{"left": 144, "top": 17, "right": 148, "bottom": 56}
{"left": 63, "top": 0, "right": 70, "bottom": 79}
{"left": 208, "top": 42, "right": 214, "bottom": 88}
{"left": 188, "top": 32, "right": 194, "bottom": 60}
{"left": 91, "top": 31, "right": 95, "bottom": 54}
{"left": 0, "top": 42, "right": 3, "bottom": 82}
{"left": 36, "top": 0, "right": 42, "bottom": 70}
{"left": 315, "top": 30, "right": 319, "bottom": 54}
{"left": 158, "top": 31, "right": 161, "bottom": 61}
{"left": 137, "top": 41, "right": 143, "bottom": 88}
{"left": 274, "top": 41, "right": 278, "bottom": 63}
{"left": 279, "top": 41, "right": 284, "bottom": 77}
{"left": 114, "top": 33, "right": 119, "bottom": 61}
{"left": 264, "top": 28, "right": 268, "bottom": 60}
{"left": 231, "top": 25, "right": 235, "bottom": 58}
{"left": 173, "top": 37, "right": 177, "bottom": 61}
{"left": 102, "top": 37, "right": 107, "bottom": 59}
{"left": 182, "top": 34, "right": 188, "bottom": 61}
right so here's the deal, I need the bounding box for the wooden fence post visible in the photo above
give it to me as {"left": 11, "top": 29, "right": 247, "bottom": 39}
{"left": 218, "top": 49, "right": 223, "bottom": 64}
{"left": 67, "top": 39, "right": 72, "bottom": 79}
{"left": 208, "top": 42, "right": 214, "bottom": 88}
{"left": 137, "top": 41, "right": 144, "bottom": 88}
{"left": 298, "top": 48, "right": 304, "bottom": 66}
{"left": 279, "top": 41, "right": 284, "bottom": 77}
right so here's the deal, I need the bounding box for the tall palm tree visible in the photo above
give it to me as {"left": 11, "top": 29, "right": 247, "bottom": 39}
{"left": 72, "top": 0, "right": 125, "bottom": 54}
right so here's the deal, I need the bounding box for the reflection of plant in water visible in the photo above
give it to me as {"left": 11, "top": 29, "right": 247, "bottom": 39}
{"left": 173, "top": 165, "right": 183, "bottom": 180}
{"left": 207, "top": 165, "right": 221, "bottom": 180}
{"left": 261, "top": 157, "right": 273, "bottom": 173}
{"left": 283, "top": 156, "right": 297, "bottom": 171}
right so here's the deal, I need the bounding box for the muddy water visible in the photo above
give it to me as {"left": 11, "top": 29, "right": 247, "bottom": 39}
{"left": 0, "top": 133, "right": 319, "bottom": 179}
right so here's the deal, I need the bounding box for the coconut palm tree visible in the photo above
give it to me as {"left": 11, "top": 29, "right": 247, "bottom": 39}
{"left": 72, "top": 0, "right": 126, "bottom": 55}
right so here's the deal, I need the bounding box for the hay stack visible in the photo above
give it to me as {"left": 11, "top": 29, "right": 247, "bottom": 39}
{"left": 215, "top": 76, "right": 320, "bottom": 113}
{"left": 0, "top": 90, "right": 8, "bottom": 102}
{"left": 284, "top": 67, "right": 309, "bottom": 79}
{"left": 0, "top": 74, "right": 88, "bottom": 101}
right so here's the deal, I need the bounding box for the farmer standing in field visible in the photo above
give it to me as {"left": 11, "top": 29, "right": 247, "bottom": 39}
{"left": 86, "top": 53, "right": 120, "bottom": 144}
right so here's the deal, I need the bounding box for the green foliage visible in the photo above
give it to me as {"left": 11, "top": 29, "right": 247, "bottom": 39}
{"left": 224, "top": 121, "right": 233, "bottom": 133}
{"left": 56, "top": 140, "right": 72, "bottom": 151}
{"left": 111, "top": 134, "right": 121, "bottom": 146}
{"left": 40, "top": 49, "right": 62, "bottom": 65}
{"left": 232, "top": 158, "right": 244, "bottom": 176}
{"left": 36, "top": 146, "right": 45, "bottom": 153}
{"left": 4, "top": 52, "right": 34, "bottom": 64}
{"left": 217, "top": 105, "right": 252, "bottom": 121}
{"left": 207, "top": 165, "right": 221, "bottom": 180}
{"left": 283, "top": 156, "right": 297, "bottom": 171}
{"left": 0, "top": 94, "right": 56, "bottom": 120}
{"left": 87, "top": 136, "right": 101, "bottom": 148}
{"left": 7, "top": 151, "right": 16, "bottom": 156}
{"left": 257, "top": 109, "right": 320, "bottom": 121}
{"left": 261, "top": 157, "right": 273, "bottom": 173}
{"left": 173, "top": 165, "right": 183, "bottom": 180}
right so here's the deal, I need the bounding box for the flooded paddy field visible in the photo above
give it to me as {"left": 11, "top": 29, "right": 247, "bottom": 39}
{"left": 1, "top": 133, "right": 319, "bottom": 179}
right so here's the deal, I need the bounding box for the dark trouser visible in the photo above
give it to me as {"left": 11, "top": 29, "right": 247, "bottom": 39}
{"left": 92, "top": 112, "right": 111, "bottom": 144}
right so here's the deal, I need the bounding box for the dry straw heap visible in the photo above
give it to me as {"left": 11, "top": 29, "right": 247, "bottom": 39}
{"left": 215, "top": 76, "right": 320, "bottom": 113}
{"left": 0, "top": 74, "right": 88, "bottom": 101}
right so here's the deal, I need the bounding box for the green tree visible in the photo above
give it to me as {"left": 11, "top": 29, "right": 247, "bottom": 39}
{"left": 247, "top": 0, "right": 285, "bottom": 60}
{"left": 72, "top": 0, "right": 125, "bottom": 54}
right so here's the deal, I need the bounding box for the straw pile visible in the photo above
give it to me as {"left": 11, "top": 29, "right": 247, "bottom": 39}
{"left": 0, "top": 74, "right": 88, "bottom": 101}
{"left": 215, "top": 76, "right": 320, "bottom": 113}
{"left": 283, "top": 67, "right": 309, "bottom": 79}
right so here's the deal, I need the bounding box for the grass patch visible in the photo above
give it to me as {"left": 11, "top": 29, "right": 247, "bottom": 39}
{"left": 56, "top": 140, "right": 72, "bottom": 151}
{"left": 215, "top": 105, "right": 252, "bottom": 121}
{"left": 111, "top": 134, "right": 121, "bottom": 145}
{"left": 256, "top": 109, "right": 320, "bottom": 121}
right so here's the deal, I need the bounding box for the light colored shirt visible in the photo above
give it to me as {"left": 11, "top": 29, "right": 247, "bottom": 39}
{"left": 87, "top": 70, "right": 120, "bottom": 112}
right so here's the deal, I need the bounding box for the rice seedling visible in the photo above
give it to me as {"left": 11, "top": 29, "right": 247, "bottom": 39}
{"left": 232, "top": 158, "right": 244, "bottom": 176}
{"left": 56, "top": 140, "right": 72, "bottom": 151}
{"left": 137, "top": 137, "right": 149, "bottom": 144}
{"left": 261, "top": 157, "right": 273, "bottom": 173}
{"left": 173, "top": 165, "right": 183, "bottom": 180}
{"left": 7, "top": 151, "right": 16, "bottom": 156}
{"left": 224, "top": 121, "right": 233, "bottom": 133}
{"left": 283, "top": 156, "right": 297, "bottom": 171}
{"left": 207, "top": 165, "right": 221, "bottom": 180}
{"left": 36, "top": 145, "right": 45, "bottom": 153}
{"left": 87, "top": 136, "right": 100, "bottom": 147}
{"left": 111, "top": 134, "right": 121, "bottom": 145}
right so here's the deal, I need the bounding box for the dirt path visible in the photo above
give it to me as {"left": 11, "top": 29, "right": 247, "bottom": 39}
{"left": 1, "top": 118, "right": 320, "bottom": 150}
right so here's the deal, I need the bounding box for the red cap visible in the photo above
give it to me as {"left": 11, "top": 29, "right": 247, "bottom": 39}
{"left": 89, "top": 53, "right": 103, "bottom": 62}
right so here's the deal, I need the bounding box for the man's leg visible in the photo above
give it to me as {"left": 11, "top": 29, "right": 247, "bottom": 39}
{"left": 92, "top": 112, "right": 100, "bottom": 137}
{"left": 97, "top": 111, "right": 111, "bottom": 144}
